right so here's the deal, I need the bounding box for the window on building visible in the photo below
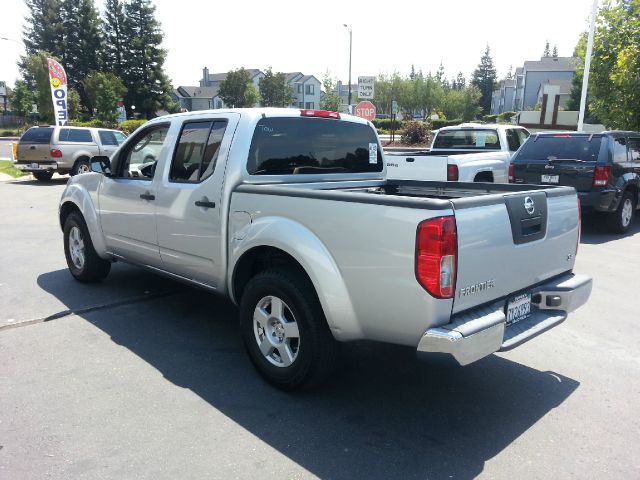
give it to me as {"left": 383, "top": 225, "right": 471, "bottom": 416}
{"left": 305, "top": 102, "right": 314, "bottom": 109}
{"left": 297, "top": 84, "right": 302, "bottom": 93}
{"left": 298, "top": 102, "right": 304, "bottom": 108}
{"left": 305, "top": 84, "right": 314, "bottom": 95}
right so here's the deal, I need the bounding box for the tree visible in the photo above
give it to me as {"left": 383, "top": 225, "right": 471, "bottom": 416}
{"left": 84, "top": 72, "right": 127, "bottom": 122}
{"left": 588, "top": 0, "right": 640, "bottom": 130}
{"left": 259, "top": 68, "right": 294, "bottom": 107}
{"left": 543, "top": 40, "right": 551, "bottom": 57}
{"left": 552, "top": 45, "right": 558, "bottom": 58}
{"left": 102, "top": 0, "right": 128, "bottom": 78}
{"left": 20, "top": 52, "right": 54, "bottom": 122}
{"left": 244, "top": 83, "right": 260, "bottom": 108}
{"left": 60, "top": 0, "right": 104, "bottom": 110}
{"left": 122, "top": 0, "right": 175, "bottom": 118}
{"left": 8, "top": 80, "right": 34, "bottom": 118}
{"left": 22, "top": 0, "right": 64, "bottom": 58}
{"left": 218, "top": 68, "right": 255, "bottom": 108}
{"left": 471, "top": 45, "right": 497, "bottom": 114}
{"left": 454, "top": 72, "right": 466, "bottom": 90}
{"left": 319, "top": 72, "right": 342, "bottom": 112}
{"left": 506, "top": 65, "right": 513, "bottom": 79}
{"left": 67, "top": 88, "right": 81, "bottom": 120}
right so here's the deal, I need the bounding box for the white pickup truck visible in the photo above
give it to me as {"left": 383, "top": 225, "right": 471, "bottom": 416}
{"left": 58, "top": 109, "right": 591, "bottom": 390}
{"left": 385, "top": 123, "right": 530, "bottom": 183}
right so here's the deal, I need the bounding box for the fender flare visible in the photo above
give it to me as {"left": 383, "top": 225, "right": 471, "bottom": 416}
{"left": 228, "top": 216, "right": 362, "bottom": 341}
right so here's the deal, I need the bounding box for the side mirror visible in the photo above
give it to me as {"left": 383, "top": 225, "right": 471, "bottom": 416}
{"left": 91, "top": 156, "right": 112, "bottom": 176}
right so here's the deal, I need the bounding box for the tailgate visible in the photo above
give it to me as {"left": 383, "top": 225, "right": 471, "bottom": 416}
{"left": 451, "top": 187, "right": 579, "bottom": 314}
{"left": 16, "top": 127, "right": 54, "bottom": 162}
{"left": 514, "top": 159, "right": 596, "bottom": 192}
{"left": 385, "top": 152, "right": 447, "bottom": 181}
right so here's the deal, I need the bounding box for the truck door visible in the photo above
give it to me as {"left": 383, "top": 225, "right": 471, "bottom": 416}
{"left": 155, "top": 114, "right": 239, "bottom": 288}
{"left": 98, "top": 123, "right": 171, "bottom": 267}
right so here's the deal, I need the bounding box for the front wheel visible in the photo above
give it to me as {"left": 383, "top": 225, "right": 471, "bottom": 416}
{"left": 63, "top": 212, "right": 111, "bottom": 282}
{"left": 239, "top": 269, "right": 340, "bottom": 390}
{"left": 607, "top": 191, "right": 635, "bottom": 234}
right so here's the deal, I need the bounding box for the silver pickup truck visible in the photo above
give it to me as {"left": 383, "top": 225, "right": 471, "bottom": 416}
{"left": 58, "top": 108, "right": 592, "bottom": 390}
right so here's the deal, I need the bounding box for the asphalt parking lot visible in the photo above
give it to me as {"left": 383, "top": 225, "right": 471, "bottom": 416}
{"left": 1, "top": 177, "right": 639, "bottom": 480}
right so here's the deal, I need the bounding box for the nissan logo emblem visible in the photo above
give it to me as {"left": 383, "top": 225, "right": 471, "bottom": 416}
{"left": 524, "top": 196, "right": 535, "bottom": 215}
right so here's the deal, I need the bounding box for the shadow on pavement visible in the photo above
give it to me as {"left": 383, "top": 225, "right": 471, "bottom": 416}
{"left": 580, "top": 213, "right": 640, "bottom": 245}
{"left": 38, "top": 273, "right": 580, "bottom": 479}
{"left": 8, "top": 177, "right": 69, "bottom": 186}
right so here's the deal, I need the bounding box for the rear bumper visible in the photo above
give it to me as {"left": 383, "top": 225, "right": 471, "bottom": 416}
{"left": 416, "top": 273, "right": 592, "bottom": 365}
{"left": 578, "top": 189, "right": 620, "bottom": 213}
{"left": 14, "top": 161, "right": 59, "bottom": 172}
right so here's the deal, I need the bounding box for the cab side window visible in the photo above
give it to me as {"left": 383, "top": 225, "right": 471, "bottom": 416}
{"left": 506, "top": 129, "right": 521, "bottom": 151}
{"left": 611, "top": 137, "right": 627, "bottom": 164}
{"left": 169, "top": 120, "right": 227, "bottom": 183}
{"left": 115, "top": 124, "right": 169, "bottom": 180}
{"left": 628, "top": 138, "right": 640, "bottom": 162}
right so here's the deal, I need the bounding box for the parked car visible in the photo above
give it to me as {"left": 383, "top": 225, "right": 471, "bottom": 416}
{"left": 385, "top": 123, "right": 530, "bottom": 183}
{"left": 13, "top": 125, "right": 127, "bottom": 181}
{"left": 510, "top": 131, "right": 640, "bottom": 233}
{"left": 59, "top": 108, "right": 591, "bottom": 390}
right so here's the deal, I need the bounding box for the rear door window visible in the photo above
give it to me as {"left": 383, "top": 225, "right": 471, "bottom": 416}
{"left": 169, "top": 120, "right": 228, "bottom": 183}
{"left": 433, "top": 129, "right": 501, "bottom": 150}
{"left": 514, "top": 135, "right": 602, "bottom": 162}
{"left": 19, "top": 127, "right": 53, "bottom": 144}
{"left": 59, "top": 128, "right": 93, "bottom": 143}
{"left": 247, "top": 117, "right": 382, "bottom": 175}
{"left": 611, "top": 137, "right": 627, "bottom": 163}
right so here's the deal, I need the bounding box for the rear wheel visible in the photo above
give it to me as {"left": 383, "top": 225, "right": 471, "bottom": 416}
{"left": 72, "top": 159, "right": 91, "bottom": 176}
{"left": 607, "top": 191, "right": 635, "bottom": 234}
{"left": 63, "top": 212, "right": 111, "bottom": 282}
{"left": 239, "top": 269, "right": 340, "bottom": 390}
{"left": 32, "top": 171, "right": 54, "bottom": 182}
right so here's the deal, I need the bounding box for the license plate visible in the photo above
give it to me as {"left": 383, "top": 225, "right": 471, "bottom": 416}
{"left": 30, "top": 163, "right": 40, "bottom": 169}
{"left": 506, "top": 293, "right": 532, "bottom": 326}
{"left": 541, "top": 174, "right": 559, "bottom": 183}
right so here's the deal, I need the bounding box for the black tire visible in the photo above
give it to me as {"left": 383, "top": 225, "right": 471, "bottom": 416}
{"left": 239, "top": 269, "right": 340, "bottom": 391}
{"left": 63, "top": 212, "right": 111, "bottom": 282}
{"left": 32, "top": 170, "right": 54, "bottom": 182}
{"left": 72, "top": 158, "right": 91, "bottom": 176}
{"left": 607, "top": 191, "right": 635, "bottom": 234}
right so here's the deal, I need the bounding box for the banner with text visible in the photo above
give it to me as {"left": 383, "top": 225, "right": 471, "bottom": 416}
{"left": 47, "top": 58, "right": 68, "bottom": 126}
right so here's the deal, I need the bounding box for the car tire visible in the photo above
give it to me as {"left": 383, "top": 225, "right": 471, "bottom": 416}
{"left": 607, "top": 191, "right": 635, "bottom": 234}
{"left": 239, "top": 268, "right": 340, "bottom": 391}
{"left": 72, "top": 159, "right": 91, "bottom": 176}
{"left": 32, "top": 171, "right": 54, "bottom": 182}
{"left": 63, "top": 212, "right": 111, "bottom": 282}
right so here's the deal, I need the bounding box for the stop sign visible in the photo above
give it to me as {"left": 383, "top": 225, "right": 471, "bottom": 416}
{"left": 355, "top": 101, "right": 376, "bottom": 121}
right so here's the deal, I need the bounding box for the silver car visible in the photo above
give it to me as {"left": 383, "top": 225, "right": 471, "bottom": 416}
{"left": 14, "top": 125, "right": 127, "bottom": 181}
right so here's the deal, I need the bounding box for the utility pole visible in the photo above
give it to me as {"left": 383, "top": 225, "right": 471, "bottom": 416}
{"left": 578, "top": 0, "right": 598, "bottom": 131}
{"left": 343, "top": 24, "right": 352, "bottom": 112}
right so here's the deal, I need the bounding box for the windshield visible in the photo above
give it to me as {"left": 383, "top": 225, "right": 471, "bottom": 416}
{"left": 433, "top": 129, "right": 501, "bottom": 150}
{"left": 514, "top": 135, "right": 603, "bottom": 162}
{"left": 247, "top": 117, "right": 383, "bottom": 175}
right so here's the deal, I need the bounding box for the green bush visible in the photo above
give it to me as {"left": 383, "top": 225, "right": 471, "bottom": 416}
{"left": 400, "top": 121, "right": 430, "bottom": 145}
{"left": 482, "top": 114, "right": 498, "bottom": 123}
{"left": 68, "top": 119, "right": 107, "bottom": 128}
{"left": 0, "top": 129, "right": 21, "bottom": 137}
{"left": 430, "top": 118, "right": 463, "bottom": 129}
{"left": 372, "top": 118, "right": 404, "bottom": 130}
{"left": 498, "top": 111, "right": 518, "bottom": 123}
{"left": 120, "top": 119, "right": 147, "bottom": 135}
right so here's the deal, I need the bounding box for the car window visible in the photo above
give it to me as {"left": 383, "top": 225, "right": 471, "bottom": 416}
{"left": 114, "top": 132, "right": 127, "bottom": 145}
{"left": 506, "top": 129, "right": 520, "bottom": 151}
{"left": 516, "top": 129, "right": 530, "bottom": 146}
{"left": 116, "top": 124, "right": 169, "bottom": 180}
{"left": 59, "top": 128, "right": 93, "bottom": 143}
{"left": 514, "top": 135, "right": 603, "bottom": 162}
{"left": 627, "top": 138, "right": 640, "bottom": 162}
{"left": 20, "top": 127, "right": 53, "bottom": 144}
{"left": 433, "top": 129, "right": 501, "bottom": 150}
{"left": 98, "top": 130, "right": 119, "bottom": 146}
{"left": 612, "top": 137, "right": 627, "bottom": 164}
{"left": 169, "top": 120, "right": 227, "bottom": 183}
{"left": 247, "top": 117, "right": 383, "bottom": 175}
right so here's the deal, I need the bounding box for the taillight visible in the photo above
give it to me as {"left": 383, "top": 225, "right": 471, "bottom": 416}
{"left": 508, "top": 163, "right": 515, "bottom": 183}
{"left": 416, "top": 216, "right": 457, "bottom": 299}
{"left": 50, "top": 148, "right": 62, "bottom": 158}
{"left": 447, "top": 164, "right": 459, "bottom": 181}
{"left": 592, "top": 166, "right": 611, "bottom": 187}
{"left": 300, "top": 109, "right": 340, "bottom": 119}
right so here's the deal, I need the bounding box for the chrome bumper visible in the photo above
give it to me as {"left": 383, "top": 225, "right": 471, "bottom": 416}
{"left": 417, "top": 273, "right": 592, "bottom": 365}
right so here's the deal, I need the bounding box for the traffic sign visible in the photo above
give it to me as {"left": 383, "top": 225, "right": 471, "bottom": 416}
{"left": 391, "top": 100, "right": 398, "bottom": 115}
{"left": 355, "top": 101, "right": 376, "bottom": 121}
{"left": 358, "top": 76, "right": 375, "bottom": 99}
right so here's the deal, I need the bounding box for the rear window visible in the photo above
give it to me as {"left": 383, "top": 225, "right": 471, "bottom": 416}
{"left": 247, "top": 118, "right": 383, "bottom": 175}
{"left": 433, "top": 129, "right": 501, "bottom": 150}
{"left": 59, "top": 128, "right": 93, "bottom": 143}
{"left": 514, "top": 135, "right": 603, "bottom": 162}
{"left": 20, "top": 127, "right": 53, "bottom": 144}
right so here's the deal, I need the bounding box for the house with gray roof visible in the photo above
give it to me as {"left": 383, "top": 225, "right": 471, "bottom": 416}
{"left": 513, "top": 56, "right": 580, "bottom": 110}
{"left": 290, "top": 74, "right": 321, "bottom": 110}
{"left": 491, "top": 78, "right": 516, "bottom": 115}
{"left": 171, "top": 86, "right": 224, "bottom": 112}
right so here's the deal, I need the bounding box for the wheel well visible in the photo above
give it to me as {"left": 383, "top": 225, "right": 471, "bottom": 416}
{"left": 232, "top": 246, "right": 312, "bottom": 302}
{"left": 73, "top": 156, "right": 91, "bottom": 168}
{"left": 474, "top": 171, "right": 494, "bottom": 182}
{"left": 59, "top": 201, "right": 82, "bottom": 230}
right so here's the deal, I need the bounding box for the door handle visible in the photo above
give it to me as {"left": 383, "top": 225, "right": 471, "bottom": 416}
{"left": 140, "top": 193, "right": 155, "bottom": 201}
{"left": 406, "top": 157, "right": 415, "bottom": 162}
{"left": 195, "top": 200, "right": 216, "bottom": 209}
{"left": 29, "top": 146, "right": 36, "bottom": 150}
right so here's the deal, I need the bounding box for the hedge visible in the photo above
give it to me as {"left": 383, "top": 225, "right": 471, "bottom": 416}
{"left": 372, "top": 118, "right": 404, "bottom": 130}
{"left": 430, "top": 118, "right": 463, "bottom": 129}
{"left": 119, "top": 119, "right": 147, "bottom": 135}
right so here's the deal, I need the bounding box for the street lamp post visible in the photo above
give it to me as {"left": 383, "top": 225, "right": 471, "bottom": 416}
{"left": 343, "top": 24, "right": 352, "bottom": 112}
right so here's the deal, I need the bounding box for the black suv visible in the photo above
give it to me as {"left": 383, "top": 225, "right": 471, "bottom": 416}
{"left": 510, "top": 131, "right": 640, "bottom": 233}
